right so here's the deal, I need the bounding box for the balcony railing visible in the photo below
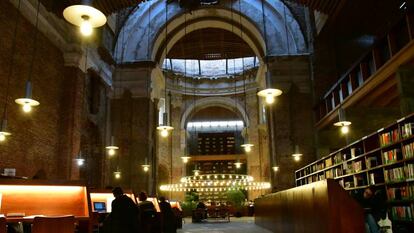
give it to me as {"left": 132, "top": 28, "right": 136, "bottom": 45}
{"left": 314, "top": 12, "right": 414, "bottom": 124}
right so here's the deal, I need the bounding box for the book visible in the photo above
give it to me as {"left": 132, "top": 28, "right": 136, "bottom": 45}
{"left": 380, "top": 129, "right": 400, "bottom": 147}
{"left": 402, "top": 123, "right": 414, "bottom": 138}
{"left": 366, "top": 157, "right": 378, "bottom": 168}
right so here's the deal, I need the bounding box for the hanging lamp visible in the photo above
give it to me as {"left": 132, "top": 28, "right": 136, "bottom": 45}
{"left": 272, "top": 166, "right": 279, "bottom": 172}
{"left": 180, "top": 11, "right": 191, "bottom": 164}
{"left": 291, "top": 145, "right": 303, "bottom": 162}
{"left": 75, "top": 151, "right": 86, "bottom": 167}
{"left": 334, "top": 108, "right": 351, "bottom": 134}
{"left": 106, "top": 136, "right": 119, "bottom": 156}
{"left": 15, "top": 0, "right": 41, "bottom": 113}
{"left": 142, "top": 158, "right": 150, "bottom": 172}
{"left": 63, "top": 0, "right": 106, "bottom": 37}
{"left": 157, "top": 4, "right": 174, "bottom": 138}
{"left": 0, "top": 0, "right": 22, "bottom": 142}
{"left": 240, "top": 58, "right": 254, "bottom": 153}
{"left": 114, "top": 167, "right": 121, "bottom": 179}
{"left": 257, "top": 0, "right": 283, "bottom": 105}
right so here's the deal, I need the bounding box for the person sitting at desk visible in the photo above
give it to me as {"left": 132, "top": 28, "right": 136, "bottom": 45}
{"left": 138, "top": 192, "right": 156, "bottom": 233}
{"left": 352, "top": 186, "right": 386, "bottom": 233}
{"left": 159, "top": 197, "right": 177, "bottom": 233}
{"left": 102, "top": 187, "right": 140, "bottom": 233}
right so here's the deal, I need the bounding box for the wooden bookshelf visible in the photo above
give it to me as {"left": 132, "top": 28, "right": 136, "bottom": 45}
{"left": 296, "top": 113, "right": 414, "bottom": 227}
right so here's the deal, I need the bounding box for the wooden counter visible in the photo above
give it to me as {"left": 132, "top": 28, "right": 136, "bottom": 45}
{"left": 255, "top": 179, "right": 365, "bottom": 233}
{"left": 0, "top": 179, "right": 91, "bottom": 232}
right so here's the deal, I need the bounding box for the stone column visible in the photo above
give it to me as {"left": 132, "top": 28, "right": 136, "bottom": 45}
{"left": 57, "top": 51, "right": 86, "bottom": 180}
{"left": 108, "top": 63, "right": 157, "bottom": 194}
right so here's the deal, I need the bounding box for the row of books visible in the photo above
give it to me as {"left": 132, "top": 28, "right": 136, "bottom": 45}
{"left": 390, "top": 206, "right": 413, "bottom": 221}
{"left": 380, "top": 129, "right": 400, "bottom": 147}
{"left": 325, "top": 158, "right": 333, "bottom": 167}
{"left": 406, "top": 164, "right": 414, "bottom": 179}
{"left": 384, "top": 167, "right": 405, "bottom": 182}
{"left": 383, "top": 149, "right": 399, "bottom": 164}
{"left": 387, "top": 186, "right": 414, "bottom": 200}
{"left": 333, "top": 153, "right": 344, "bottom": 164}
{"left": 403, "top": 142, "right": 414, "bottom": 159}
{"left": 401, "top": 122, "right": 414, "bottom": 139}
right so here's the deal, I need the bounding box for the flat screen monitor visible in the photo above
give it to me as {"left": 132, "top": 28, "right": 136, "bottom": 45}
{"left": 94, "top": 202, "right": 107, "bottom": 213}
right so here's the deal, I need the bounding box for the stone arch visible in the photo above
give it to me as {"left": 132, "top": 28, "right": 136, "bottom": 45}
{"left": 115, "top": 0, "right": 307, "bottom": 63}
{"left": 180, "top": 97, "right": 249, "bottom": 129}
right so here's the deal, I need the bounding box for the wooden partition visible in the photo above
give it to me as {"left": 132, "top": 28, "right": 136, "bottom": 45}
{"left": 0, "top": 179, "right": 90, "bottom": 218}
{"left": 255, "top": 179, "right": 364, "bottom": 233}
{"left": 89, "top": 189, "right": 135, "bottom": 213}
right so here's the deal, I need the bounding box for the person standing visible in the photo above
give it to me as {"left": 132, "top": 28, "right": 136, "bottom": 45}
{"left": 138, "top": 192, "right": 156, "bottom": 233}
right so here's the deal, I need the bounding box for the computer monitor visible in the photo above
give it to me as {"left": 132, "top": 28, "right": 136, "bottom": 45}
{"left": 93, "top": 202, "right": 106, "bottom": 213}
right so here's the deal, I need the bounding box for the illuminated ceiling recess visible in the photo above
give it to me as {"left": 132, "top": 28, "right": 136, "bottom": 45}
{"left": 160, "top": 174, "right": 271, "bottom": 192}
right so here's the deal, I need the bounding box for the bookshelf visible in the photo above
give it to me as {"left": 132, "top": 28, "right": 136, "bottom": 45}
{"left": 296, "top": 113, "right": 414, "bottom": 225}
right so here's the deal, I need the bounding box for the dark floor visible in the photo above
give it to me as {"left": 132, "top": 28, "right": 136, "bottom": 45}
{"left": 178, "top": 217, "right": 272, "bottom": 233}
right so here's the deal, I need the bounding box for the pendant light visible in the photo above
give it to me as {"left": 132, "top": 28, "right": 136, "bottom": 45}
{"left": 15, "top": 0, "right": 41, "bottom": 113}
{"left": 292, "top": 145, "right": 303, "bottom": 162}
{"left": 141, "top": 3, "right": 153, "bottom": 174}
{"left": 106, "top": 136, "right": 119, "bottom": 156}
{"left": 114, "top": 167, "right": 121, "bottom": 179}
{"left": 239, "top": 12, "right": 253, "bottom": 152}
{"left": 63, "top": 0, "right": 106, "bottom": 37}
{"left": 157, "top": 4, "right": 174, "bottom": 138}
{"left": 272, "top": 166, "right": 279, "bottom": 172}
{"left": 142, "top": 158, "right": 150, "bottom": 172}
{"left": 191, "top": 68, "right": 200, "bottom": 176}
{"left": 334, "top": 108, "right": 351, "bottom": 134}
{"left": 1, "top": 0, "right": 22, "bottom": 142}
{"left": 257, "top": 0, "right": 283, "bottom": 105}
{"left": 75, "top": 151, "right": 86, "bottom": 167}
{"left": 180, "top": 11, "right": 191, "bottom": 164}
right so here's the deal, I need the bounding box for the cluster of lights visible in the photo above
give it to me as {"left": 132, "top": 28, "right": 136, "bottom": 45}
{"left": 187, "top": 121, "right": 244, "bottom": 129}
{"left": 160, "top": 174, "right": 270, "bottom": 192}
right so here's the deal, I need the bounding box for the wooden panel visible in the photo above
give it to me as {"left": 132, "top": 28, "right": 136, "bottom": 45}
{"left": 0, "top": 180, "right": 89, "bottom": 218}
{"left": 32, "top": 216, "right": 75, "bottom": 233}
{"left": 255, "top": 179, "right": 364, "bottom": 233}
{"left": 0, "top": 218, "right": 5, "bottom": 233}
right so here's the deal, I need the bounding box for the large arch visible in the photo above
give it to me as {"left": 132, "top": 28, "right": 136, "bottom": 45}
{"left": 115, "top": 0, "right": 307, "bottom": 63}
{"left": 180, "top": 96, "right": 250, "bottom": 129}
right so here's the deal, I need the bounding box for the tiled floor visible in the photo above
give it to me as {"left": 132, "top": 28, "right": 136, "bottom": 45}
{"left": 178, "top": 217, "right": 272, "bottom": 233}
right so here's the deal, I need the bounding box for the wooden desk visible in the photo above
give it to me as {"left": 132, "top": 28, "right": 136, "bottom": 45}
{"left": 0, "top": 179, "right": 91, "bottom": 233}
{"left": 89, "top": 189, "right": 136, "bottom": 213}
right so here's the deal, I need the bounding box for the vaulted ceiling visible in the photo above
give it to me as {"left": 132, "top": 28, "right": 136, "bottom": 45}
{"left": 167, "top": 28, "right": 255, "bottom": 60}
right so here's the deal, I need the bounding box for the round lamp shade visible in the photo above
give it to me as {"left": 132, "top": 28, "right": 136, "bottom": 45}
{"left": 63, "top": 5, "right": 106, "bottom": 28}
{"left": 257, "top": 88, "right": 283, "bottom": 98}
{"left": 15, "top": 98, "right": 40, "bottom": 107}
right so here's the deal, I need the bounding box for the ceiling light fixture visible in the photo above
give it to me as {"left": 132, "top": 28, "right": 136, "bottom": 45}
{"left": 15, "top": 0, "right": 41, "bottom": 113}
{"left": 257, "top": 0, "right": 283, "bottom": 105}
{"left": 63, "top": 0, "right": 107, "bottom": 37}
{"left": 334, "top": 108, "right": 351, "bottom": 135}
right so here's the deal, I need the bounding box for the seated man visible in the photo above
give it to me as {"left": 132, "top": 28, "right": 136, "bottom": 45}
{"left": 138, "top": 192, "right": 156, "bottom": 233}
{"left": 102, "top": 187, "right": 140, "bottom": 233}
{"left": 352, "top": 186, "right": 386, "bottom": 233}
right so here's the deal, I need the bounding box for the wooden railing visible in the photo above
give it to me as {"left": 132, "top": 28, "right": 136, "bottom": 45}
{"left": 315, "top": 12, "right": 414, "bottom": 124}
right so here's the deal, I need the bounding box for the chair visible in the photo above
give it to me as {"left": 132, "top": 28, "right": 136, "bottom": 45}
{"left": 32, "top": 216, "right": 75, "bottom": 233}
{"left": 0, "top": 217, "right": 6, "bottom": 233}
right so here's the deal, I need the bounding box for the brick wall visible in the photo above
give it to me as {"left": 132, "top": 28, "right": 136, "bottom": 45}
{"left": 0, "top": 0, "right": 73, "bottom": 179}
